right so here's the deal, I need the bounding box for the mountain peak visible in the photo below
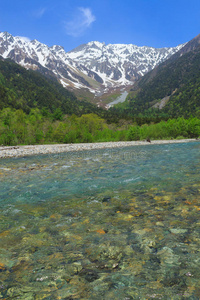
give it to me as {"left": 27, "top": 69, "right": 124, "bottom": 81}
{"left": 178, "top": 33, "right": 200, "bottom": 56}
{"left": 51, "top": 45, "right": 65, "bottom": 51}
{"left": 87, "top": 41, "right": 105, "bottom": 48}
{"left": 0, "top": 31, "right": 14, "bottom": 43}
{"left": 0, "top": 31, "right": 12, "bottom": 38}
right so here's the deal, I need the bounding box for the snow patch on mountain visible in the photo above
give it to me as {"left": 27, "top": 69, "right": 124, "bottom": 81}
{"left": 0, "top": 32, "right": 185, "bottom": 95}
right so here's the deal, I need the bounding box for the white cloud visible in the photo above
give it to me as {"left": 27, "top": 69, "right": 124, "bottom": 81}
{"left": 65, "top": 7, "right": 96, "bottom": 37}
{"left": 34, "top": 8, "right": 47, "bottom": 18}
{"left": 17, "top": 36, "right": 31, "bottom": 43}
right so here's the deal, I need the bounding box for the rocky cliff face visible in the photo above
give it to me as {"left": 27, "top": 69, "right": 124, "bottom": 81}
{"left": 0, "top": 32, "right": 185, "bottom": 96}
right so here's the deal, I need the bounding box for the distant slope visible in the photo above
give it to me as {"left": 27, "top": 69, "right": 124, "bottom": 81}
{"left": 126, "top": 34, "right": 200, "bottom": 117}
{"left": 0, "top": 57, "right": 103, "bottom": 116}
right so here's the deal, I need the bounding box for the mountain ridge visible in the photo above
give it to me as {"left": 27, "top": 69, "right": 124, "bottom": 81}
{"left": 123, "top": 33, "right": 200, "bottom": 117}
{"left": 0, "top": 31, "right": 185, "bottom": 101}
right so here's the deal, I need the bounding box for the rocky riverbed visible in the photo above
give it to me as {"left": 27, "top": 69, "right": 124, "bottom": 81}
{"left": 0, "top": 139, "right": 197, "bottom": 158}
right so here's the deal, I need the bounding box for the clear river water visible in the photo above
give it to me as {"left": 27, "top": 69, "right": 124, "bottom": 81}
{"left": 0, "top": 141, "right": 200, "bottom": 299}
{"left": 108, "top": 91, "right": 128, "bottom": 107}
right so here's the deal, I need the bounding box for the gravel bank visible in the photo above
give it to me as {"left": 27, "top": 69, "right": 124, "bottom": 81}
{"left": 0, "top": 139, "right": 198, "bottom": 159}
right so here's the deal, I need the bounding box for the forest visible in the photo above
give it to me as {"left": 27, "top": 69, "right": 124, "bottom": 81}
{"left": 0, "top": 107, "right": 199, "bottom": 146}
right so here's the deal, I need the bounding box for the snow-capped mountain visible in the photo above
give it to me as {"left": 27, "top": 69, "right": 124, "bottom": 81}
{"left": 67, "top": 41, "right": 184, "bottom": 84}
{"left": 0, "top": 32, "right": 185, "bottom": 96}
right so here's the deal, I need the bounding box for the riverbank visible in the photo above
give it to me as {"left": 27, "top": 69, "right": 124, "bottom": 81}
{"left": 0, "top": 139, "right": 198, "bottom": 158}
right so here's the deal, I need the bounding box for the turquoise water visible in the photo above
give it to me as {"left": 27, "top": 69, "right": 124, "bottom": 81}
{"left": 0, "top": 141, "right": 200, "bottom": 299}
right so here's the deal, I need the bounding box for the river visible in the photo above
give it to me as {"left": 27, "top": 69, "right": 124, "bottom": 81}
{"left": 108, "top": 90, "right": 128, "bottom": 107}
{"left": 0, "top": 141, "right": 200, "bottom": 298}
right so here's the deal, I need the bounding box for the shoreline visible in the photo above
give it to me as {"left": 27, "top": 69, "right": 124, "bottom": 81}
{"left": 0, "top": 139, "right": 198, "bottom": 159}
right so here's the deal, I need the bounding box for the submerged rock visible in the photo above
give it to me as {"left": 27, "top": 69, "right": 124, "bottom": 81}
{"left": 79, "top": 268, "right": 99, "bottom": 282}
{"left": 102, "top": 196, "right": 111, "bottom": 203}
{"left": 170, "top": 228, "right": 188, "bottom": 234}
{"left": 157, "top": 247, "right": 180, "bottom": 266}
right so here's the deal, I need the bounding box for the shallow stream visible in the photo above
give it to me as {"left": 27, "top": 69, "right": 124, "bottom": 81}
{"left": 0, "top": 141, "right": 200, "bottom": 299}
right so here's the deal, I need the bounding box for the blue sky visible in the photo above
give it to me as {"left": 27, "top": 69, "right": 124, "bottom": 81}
{"left": 1, "top": 0, "right": 200, "bottom": 51}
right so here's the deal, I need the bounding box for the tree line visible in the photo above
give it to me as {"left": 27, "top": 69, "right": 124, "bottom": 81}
{"left": 0, "top": 108, "right": 199, "bottom": 146}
